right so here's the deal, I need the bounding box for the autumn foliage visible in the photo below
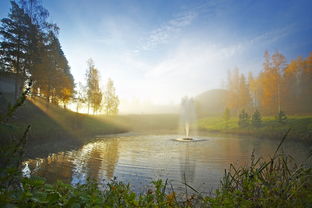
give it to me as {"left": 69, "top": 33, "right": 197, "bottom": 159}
{"left": 227, "top": 51, "right": 312, "bottom": 116}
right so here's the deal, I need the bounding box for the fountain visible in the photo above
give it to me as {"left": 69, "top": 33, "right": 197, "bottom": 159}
{"left": 177, "top": 96, "right": 197, "bottom": 141}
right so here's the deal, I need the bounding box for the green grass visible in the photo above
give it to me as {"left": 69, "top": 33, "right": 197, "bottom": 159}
{"left": 197, "top": 116, "right": 312, "bottom": 142}
{"left": 0, "top": 97, "right": 126, "bottom": 158}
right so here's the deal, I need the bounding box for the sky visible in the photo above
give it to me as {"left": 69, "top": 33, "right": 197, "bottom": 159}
{"left": 1, "top": 0, "right": 312, "bottom": 110}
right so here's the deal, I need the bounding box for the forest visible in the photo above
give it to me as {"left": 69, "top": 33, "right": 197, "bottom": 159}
{"left": 226, "top": 51, "right": 312, "bottom": 116}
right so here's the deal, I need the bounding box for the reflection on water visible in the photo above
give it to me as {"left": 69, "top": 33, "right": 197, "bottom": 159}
{"left": 179, "top": 143, "right": 195, "bottom": 184}
{"left": 23, "top": 134, "right": 311, "bottom": 193}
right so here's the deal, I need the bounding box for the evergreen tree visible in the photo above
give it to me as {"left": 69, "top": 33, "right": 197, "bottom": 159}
{"left": 0, "top": 1, "right": 31, "bottom": 98}
{"left": 251, "top": 110, "right": 262, "bottom": 127}
{"left": 238, "top": 109, "right": 249, "bottom": 128}
{"left": 276, "top": 111, "right": 287, "bottom": 124}
{"left": 0, "top": 1, "right": 74, "bottom": 105}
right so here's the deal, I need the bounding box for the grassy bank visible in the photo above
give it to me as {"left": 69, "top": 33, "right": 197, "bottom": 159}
{"left": 0, "top": 97, "right": 126, "bottom": 158}
{"left": 197, "top": 116, "right": 312, "bottom": 142}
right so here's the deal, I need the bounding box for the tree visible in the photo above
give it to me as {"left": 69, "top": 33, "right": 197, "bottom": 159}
{"left": 259, "top": 51, "right": 286, "bottom": 115}
{"left": 86, "top": 59, "right": 102, "bottom": 114}
{"left": 238, "top": 109, "right": 249, "bottom": 128}
{"left": 238, "top": 74, "right": 251, "bottom": 111}
{"left": 75, "top": 82, "right": 87, "bottom": 113}
{"left": 251, "top": 110, "right": 262, "bottom": 128}
{"left": 300, "top": 53, "right": 312, "bottom": 114}
{"left": 0, "top": 1, "right": 31, "bottom": 98}
{"left": 276, "top": 111, "right": 287, "bottom": 124}
{"left": 30, "top": 31, "right": 74, "bottom": 106}
{"left": 0, "top": 0, "right": 74, "bottom": 106}
{"left": 57, "top": 71, "right": 74, "bottom": 109}
{"left": 248, "top": 72, "right": 261, "bottom": 111}
{"left": 226, "top": 68, "right": 252, "bottom": 114}
{"left": 272, "top": 51, "right": 286, "bottom": 113}
{"left": 226, "top": 68, "right": 240, "bottom": 114}
{"left": 224, "top": 51, "right": 312, "bottom": 116}
{"left": 103, "top": 78, "right": 119, "bottom": 115}
{"left": 282, "top": 58, "right": 299, "bottom": 114}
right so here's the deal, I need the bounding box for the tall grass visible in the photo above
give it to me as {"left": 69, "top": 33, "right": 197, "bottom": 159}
{"left": 206, "top": 133, "right": 312, "bottom": 207}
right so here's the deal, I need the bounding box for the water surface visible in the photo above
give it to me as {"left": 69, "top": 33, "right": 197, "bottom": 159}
{"left": 23, "top": 134, "right": 310, "bottom": 194}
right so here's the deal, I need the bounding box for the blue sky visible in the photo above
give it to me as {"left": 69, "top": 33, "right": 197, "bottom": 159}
{"left": 1, "top": 0, "right": 312, "bottom": 108}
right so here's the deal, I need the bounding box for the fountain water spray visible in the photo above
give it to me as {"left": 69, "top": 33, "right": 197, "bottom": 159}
{"left": 180, "top": 97, "right": 196, "bottom": 140}
{"left": 185, "top": 123, "right": 189, "bottom": 138}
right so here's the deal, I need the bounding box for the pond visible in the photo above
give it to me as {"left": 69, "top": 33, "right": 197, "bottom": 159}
{"left": 22, "top": 134, "right": 311, "bottom": 194}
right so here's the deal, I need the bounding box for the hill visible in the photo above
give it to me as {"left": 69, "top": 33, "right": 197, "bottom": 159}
{"left": 0, "top": 96, "right": 126, "bottom": 158}
{"left": 195, "top": 89, "right": 228, "bottom": 117}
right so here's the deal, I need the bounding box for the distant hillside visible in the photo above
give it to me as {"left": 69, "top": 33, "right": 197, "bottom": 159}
{"left": 195, "top": 89, "right": 228, "bottom": 117}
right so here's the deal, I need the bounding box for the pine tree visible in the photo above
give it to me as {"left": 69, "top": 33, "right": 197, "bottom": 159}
{"left": 238, "top": 109, "right": 249, "bottom": 128}
{"left": 276, "top": 111, "right": 287, "bottom": 124}
{"left": 251, "top": 110, "right": 262, "bottom": 128}
{"left": 0, "top": 1, "right": 74, "bottom": 105}
{"left": 0, "top": 1, "right": 31, "bottom": 98}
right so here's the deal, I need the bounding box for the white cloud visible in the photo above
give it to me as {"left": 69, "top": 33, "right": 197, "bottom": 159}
{"left": 139, "top": 11, "right": 197, "bottom": 51}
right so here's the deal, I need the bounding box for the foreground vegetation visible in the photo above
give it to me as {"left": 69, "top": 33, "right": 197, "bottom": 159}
{"left": 197, "top": 116, "right": 312, "bottom": 142}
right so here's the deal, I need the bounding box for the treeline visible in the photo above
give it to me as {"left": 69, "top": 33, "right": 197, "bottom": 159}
{"left": 226, "top": 51, "right": 312, "bottom": 116}
{"left": 75, "top": 58, "right": 119, "bottom": 115}
{"left": 0, "top": 0, "right": 74, "bottom": 107}
{"left": 0, "top": 1, "right": 119, "bottom": 115}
